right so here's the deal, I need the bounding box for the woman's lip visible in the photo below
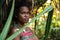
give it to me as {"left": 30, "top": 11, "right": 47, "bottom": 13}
{"left": 24, "top": 18, "right": 29, "bottom": 21}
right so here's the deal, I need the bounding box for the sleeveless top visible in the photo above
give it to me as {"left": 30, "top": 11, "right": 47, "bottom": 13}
{"left": 13, "top": 22, "right": 35, "bottom": 40}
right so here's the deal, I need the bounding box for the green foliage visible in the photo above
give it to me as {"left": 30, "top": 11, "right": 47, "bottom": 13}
{"left": 50, "top": 28, "right": 60, "bottom": 40}
{"left": 0, "top": 0, "right": 15, "bottom": 40}
{"left": 0, "top": 0, "right": 54, "bottom": 40}
{"left": 6, "top": 5, "right": 53, "bottom": 40}
{"left": 34, "top": 0, "right": 47, "bottom": 6}
{"left": 44, "top": 9, "right": 54, "bottom": 40}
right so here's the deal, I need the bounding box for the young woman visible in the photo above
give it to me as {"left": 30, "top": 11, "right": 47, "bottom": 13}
{"left": 9, "top": 0, "right": 38, "bottom": 40}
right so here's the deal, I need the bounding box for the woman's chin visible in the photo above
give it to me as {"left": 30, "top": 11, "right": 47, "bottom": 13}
{"left": 23, "top": 19, "right": 29, "bottom": 23}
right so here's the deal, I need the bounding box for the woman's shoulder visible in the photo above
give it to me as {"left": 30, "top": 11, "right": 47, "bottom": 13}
{"left": 10, "top": 26, "right": 19, "bottom": 33}
{"left": 10, "top": 21, "right": 19, "bottom": 32}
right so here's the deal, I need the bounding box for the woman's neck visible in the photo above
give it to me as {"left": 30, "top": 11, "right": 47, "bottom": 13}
{"left": 15, "top": 21, "right": 26, "bottom": 27}
{"left": 17, "top": 22, "right": 27, "bottom": 28}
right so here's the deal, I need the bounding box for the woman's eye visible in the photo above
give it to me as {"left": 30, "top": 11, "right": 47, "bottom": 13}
{"left": 21, "top": 12, "right": 30, "bottom": 14}
{"left": 22, "top": 12, "right": 25, "bottom": 14}
{"left": 27, "top": 12, "right": 29, "bottom": 14}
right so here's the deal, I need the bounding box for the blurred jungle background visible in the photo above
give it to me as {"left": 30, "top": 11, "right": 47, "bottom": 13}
{"left": 0, "top": 0, "right": 60, "bottom": 40}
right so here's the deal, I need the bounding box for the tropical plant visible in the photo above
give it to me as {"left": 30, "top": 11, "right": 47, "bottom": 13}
{"left": 0, "top": 0, "right": 54, "bottom": 40}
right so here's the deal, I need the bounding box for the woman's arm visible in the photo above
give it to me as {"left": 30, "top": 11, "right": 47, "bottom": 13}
{"left": 11, "top": 27, "right": 21, "bottom": 40}
{"left": 14, "top": 35, "right": 20, "bottom": 40}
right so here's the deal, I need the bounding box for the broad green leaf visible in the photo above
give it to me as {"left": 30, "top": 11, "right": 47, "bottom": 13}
{"left": 44, "top": 9, "right": 54, "bottom": 40}
{"left": 0, "top": 0, "right": 15, "bottom": 40}
{"left": 6, "top": 5, "right": 53, "bottom": 40}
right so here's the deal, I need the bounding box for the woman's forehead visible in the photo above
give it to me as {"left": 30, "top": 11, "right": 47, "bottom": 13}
{"left": 19, "top": 6, "right": 29, "bottom": 12}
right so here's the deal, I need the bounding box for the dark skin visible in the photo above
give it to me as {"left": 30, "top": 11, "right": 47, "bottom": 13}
{"left": 16, "top": 6, "right": 30, "bottom": 27}
{"left": 11, "top": 6, "right": 38, "bottom": 40}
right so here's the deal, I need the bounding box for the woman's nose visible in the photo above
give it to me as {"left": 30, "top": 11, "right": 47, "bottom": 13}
{"left": 25, "top": 14, "right": 29, "bottom": 17}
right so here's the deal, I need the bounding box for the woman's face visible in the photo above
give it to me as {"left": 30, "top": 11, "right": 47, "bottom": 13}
{"left": 17, "top": 6, "right": 30, "bottom": 23}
